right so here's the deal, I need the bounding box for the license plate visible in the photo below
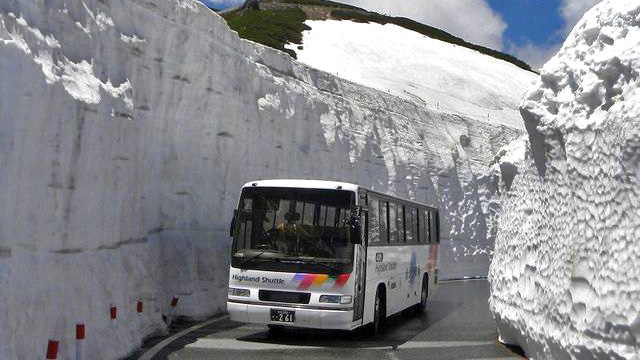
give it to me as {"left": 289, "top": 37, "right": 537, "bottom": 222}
{"left": 270, "top": 309, "right": 295, "bottom": 323}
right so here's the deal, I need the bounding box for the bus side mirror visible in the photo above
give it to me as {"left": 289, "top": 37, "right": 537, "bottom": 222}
{"left": 350, "top": 206, "right": 362, "bottom": 244}
{"left": 229, "top": 210, "right": 237, "bottom": 237}
{"left": 351, "top": 221, "right": 361, "bottom": 244}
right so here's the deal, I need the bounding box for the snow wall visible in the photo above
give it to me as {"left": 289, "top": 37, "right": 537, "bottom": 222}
{"left": 0, "top": 0, "right": 523, "bottom": 358}
{"left": 489, "top": 1, "right": 640, "bottom": 359}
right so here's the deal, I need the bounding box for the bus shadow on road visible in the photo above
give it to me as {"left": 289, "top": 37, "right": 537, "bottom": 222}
{"left": 235, "top": 300, "right": 464, "bottom": 349}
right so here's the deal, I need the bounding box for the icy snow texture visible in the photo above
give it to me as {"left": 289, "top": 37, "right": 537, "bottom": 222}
{"left": 286, "top": 20, "right": 536, "bottom": 129}
{"left": 489, "top": 1, "right": 640, "bottom": 359}
{"left": 0, "top": 0, "right": 529, "bottom": 358}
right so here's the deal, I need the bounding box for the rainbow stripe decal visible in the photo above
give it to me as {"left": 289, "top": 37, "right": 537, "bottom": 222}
{"left": 428, "top": 245, "right": 439, "bottom": 271}
{"left": 292, "top": 273, "right": 350, "bottom": 290}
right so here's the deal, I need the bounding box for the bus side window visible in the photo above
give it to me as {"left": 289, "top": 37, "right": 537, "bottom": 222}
{"left": 434, "top": 212, "right": 440, "bottom": 244}
{"left": 405, "top": 207, "right": 414, "bottom": 243}
{"left": 418, "top": 209, "right": 425, "bottom": 243}
{"left": 397, "top": 204, "right": 404, "bottom": 243}
{"left": 389, "top": 203, "right": 397, "bottom": 243}
{"left": 369, "top": 198, "right": 380, "bottom": 244}
{"left": 402, "top": 205, "right": 406, "bottom": 243}
{"left": 424, "top": 210, "right": 431, "bottom": 244}
{"left": 380, "top": 201, "right": 388, "bottom": 243}
{"left": 430, "top": 211, "right": 437, "bottom": 244}
{"left": 409, "top": 207, "right": 417, "bottom": 244}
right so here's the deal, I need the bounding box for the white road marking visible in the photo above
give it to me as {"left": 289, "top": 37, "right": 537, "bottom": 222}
{"left": 185, "top": 338, "right": 497, "bottom": 351}
{"left": 187, "top": 339, "right": 323, "bottom": 351}
{"left": 137, "top": 315, "right": 229, "bottom": 360}
{"left": 398, "top": 340, "right": 496, "bottom": 348}
{"left": 386, "top": 350, "right": 401, "bottom": 360}
{"left": 440, "top": 278, "right": 487, "bottom": 283}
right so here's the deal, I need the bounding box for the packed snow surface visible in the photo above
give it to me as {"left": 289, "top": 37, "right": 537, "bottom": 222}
{"left": 489, "top": 1, "right": 640, "bottom": 359}
{"left": 286, "top": 20, "right": 537, "bottom": 128}
{"left": 1, "top": 0, "right": 527, "bottom": 358}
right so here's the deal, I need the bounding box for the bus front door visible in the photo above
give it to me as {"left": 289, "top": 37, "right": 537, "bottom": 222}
{"left": 353, "top": 212, "right": 367, "bottom": 322}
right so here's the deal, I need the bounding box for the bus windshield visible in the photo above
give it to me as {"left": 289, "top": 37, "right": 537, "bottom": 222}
{"left": 231, "top": 187, "right": 354, "bottom": 274}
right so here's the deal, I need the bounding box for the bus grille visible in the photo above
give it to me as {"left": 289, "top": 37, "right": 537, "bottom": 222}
{"left": 259, "top": 290, "right": 311, "bottom": 304}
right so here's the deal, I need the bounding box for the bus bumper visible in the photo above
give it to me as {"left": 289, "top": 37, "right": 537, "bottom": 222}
{"left": 227, "top": 301, "right": 356, "bottom": 330}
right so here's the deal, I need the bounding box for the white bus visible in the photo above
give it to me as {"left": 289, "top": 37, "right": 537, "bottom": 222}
{"left": 227, "top": 179, "right": 440, "bottom": 334}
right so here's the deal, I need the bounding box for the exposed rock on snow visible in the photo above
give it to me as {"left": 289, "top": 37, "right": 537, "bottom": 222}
{"left": 1, "top": 0, "right": 529, "bottom": 358}
{"left": 489, "top": 1, "right": 640, "bottom": 359}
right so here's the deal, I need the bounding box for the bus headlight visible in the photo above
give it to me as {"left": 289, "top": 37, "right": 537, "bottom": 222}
{"left": 319, "top": 295, "right": 352, "bottom": 304}
{"left": 340, "top": 296, "right": 352, "bottom": 304}
{"left": 228, "top": 288, "right": 250, "bottom": 297}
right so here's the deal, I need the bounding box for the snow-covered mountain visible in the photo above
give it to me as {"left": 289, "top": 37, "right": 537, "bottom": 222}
{"left": 286, "top": 19, "right": 536, "bottom": 128}
{"left": 489, "top": 1, "right": 640, "bottom": 358}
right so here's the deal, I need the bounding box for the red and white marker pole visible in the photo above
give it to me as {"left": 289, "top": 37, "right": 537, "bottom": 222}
{"left": 45, "top": 340, "right": 58, "bottom": 359}
{"left": 167, "top": 296, "right": 179, "bottom": 325}
{"left": 110, "top": 304, "right": 117, "bottom": 321}
{"left": 76, "top": 323, "right": 85, "bottom": 360}
{"left": 110, "top": 303, "right": 117, "bottom": 330}
{"left": 135, "top": 300, "right": 144, "bottom": 333}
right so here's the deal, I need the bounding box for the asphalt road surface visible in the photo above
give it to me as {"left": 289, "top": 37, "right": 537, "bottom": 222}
{"left": 135, "top": 279, "right": 523, "bottom": 360}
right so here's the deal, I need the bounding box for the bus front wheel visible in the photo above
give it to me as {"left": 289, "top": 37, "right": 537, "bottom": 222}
{"left": 372, "top": 287, "right": 385, "bottom": 335}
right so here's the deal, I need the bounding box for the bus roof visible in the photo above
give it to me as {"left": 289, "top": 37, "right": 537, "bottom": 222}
{"left": 242, "top": 179, "right": 360, "bottom": 193}
{"left": 240, "top": 179, "right": 437, "bottom": 212}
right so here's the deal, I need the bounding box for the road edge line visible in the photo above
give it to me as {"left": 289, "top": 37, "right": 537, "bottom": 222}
{"left": 138, "top": 314, "right": 230, "bottom": 360}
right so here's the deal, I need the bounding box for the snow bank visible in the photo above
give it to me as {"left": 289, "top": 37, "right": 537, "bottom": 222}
{"left": 489, "top": 1, "right": 640, "bottom": 358}
{"left": 286, "top": 20, "right": 537, "bottom": 129}
{"left": 1, "top": 0, "right": 526, "bottom": 358}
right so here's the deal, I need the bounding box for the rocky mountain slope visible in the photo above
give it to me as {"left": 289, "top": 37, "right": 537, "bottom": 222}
{"left": 489, "top": 1, "right": 640, "bottom": 358}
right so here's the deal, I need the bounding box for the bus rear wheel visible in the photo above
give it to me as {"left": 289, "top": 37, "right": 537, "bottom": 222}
{"left": 416, "top": 276, "right": 428, "bottom": 313}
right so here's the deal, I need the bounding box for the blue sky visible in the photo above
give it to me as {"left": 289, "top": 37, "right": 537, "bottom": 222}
{"left": 200, "top": 0, "right": 601, "bottom": 68}
{"left": 488, "top": 1, "right": 564, "bottom": 45}
{"left": 199, "top": 0, "right": 240, "bottom": 9}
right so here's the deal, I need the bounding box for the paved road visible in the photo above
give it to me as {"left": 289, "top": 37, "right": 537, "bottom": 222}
{"left": 136, "top": 280, "right": 523, "bottom": 360}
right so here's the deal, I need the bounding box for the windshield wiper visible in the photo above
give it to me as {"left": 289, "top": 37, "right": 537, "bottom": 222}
{"left": 280, "top": 258, "right": 342, "bottom": 274}
{"left": 237, "top": 251, "right": 270, "bottom": 268}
